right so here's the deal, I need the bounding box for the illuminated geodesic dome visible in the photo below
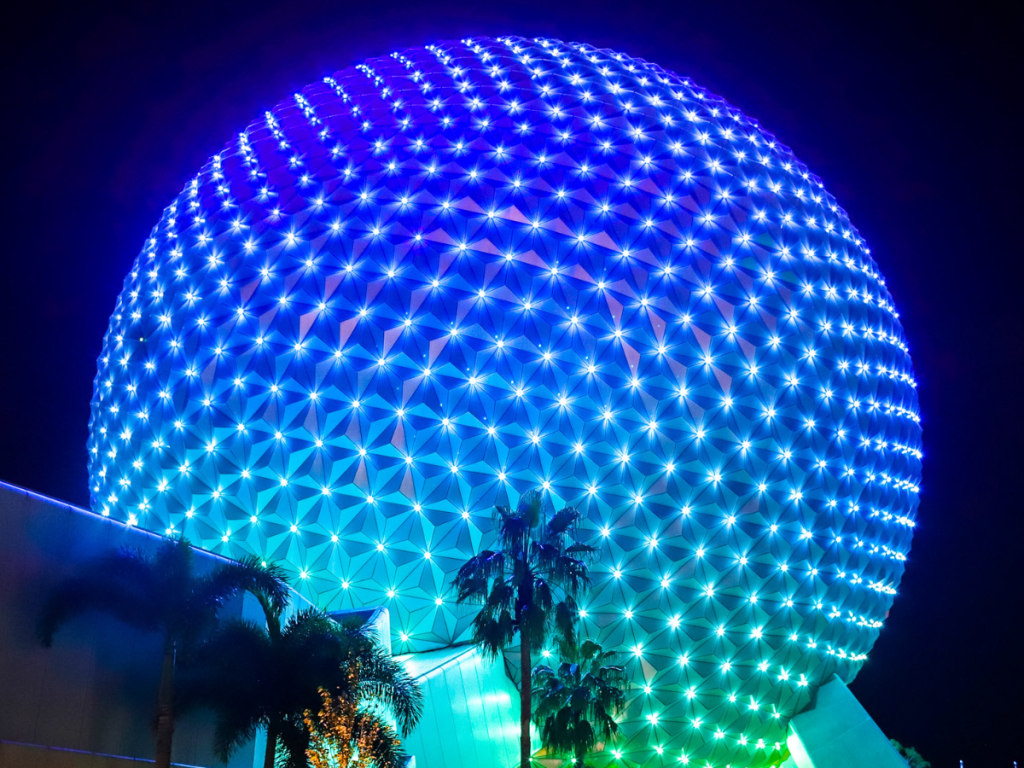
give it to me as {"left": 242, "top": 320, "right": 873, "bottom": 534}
{"left": 88, "top": 35, "right": 922, "bottom": 766}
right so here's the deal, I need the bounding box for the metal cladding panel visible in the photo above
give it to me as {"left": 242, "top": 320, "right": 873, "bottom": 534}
{"left": 88, "top": 35, "right": 922, "bottom": 766}
{"left": 399, "top": 646, "right": 520, "bottom": 768}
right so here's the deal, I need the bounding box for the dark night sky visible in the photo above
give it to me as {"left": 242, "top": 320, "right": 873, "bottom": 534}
{"left": 1, "top": 1, "right": 1021, "bottom": 764}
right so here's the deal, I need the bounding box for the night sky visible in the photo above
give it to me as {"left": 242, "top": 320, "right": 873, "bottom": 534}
{"left": 1, "top": 1, "right": 1020, "bottom": 764}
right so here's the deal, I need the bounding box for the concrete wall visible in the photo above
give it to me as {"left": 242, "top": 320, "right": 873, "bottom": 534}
{"left": 0, "top": 481, "right": 257, "bottom": 768}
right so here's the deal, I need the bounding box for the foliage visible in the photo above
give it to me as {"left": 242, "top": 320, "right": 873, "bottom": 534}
{"left": 453, "top": 489, "right": 597, "bottom": 768}
{"left": 890, "top": 739, "right": 931, "bottom": 768}
{"left": 37, "top": 536, "right": 288, "bottom": 652}
{"left": 532, "top": 639, "right": 626, "bottom": 767}
{"left": 37, "top": 536, "right": 288, "bottom": 768}
{"left": 181, "top": 594, "right": 421, "bottom": 768}
{"left": 304, "top": 677, "right": 405, "bottom": 768}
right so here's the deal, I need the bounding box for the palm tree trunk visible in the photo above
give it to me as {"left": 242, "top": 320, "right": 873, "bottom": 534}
{"left": 576, "top": 747, "right": 586, "bottom": 767}
{"left": 154, "top": 641, "right": 175, "bottom": 768}
{"left": 520, "top": 633, "right": 532, "bottom": 768}
{"left": 263, "top": 720, "right": 277, "bottom": 768}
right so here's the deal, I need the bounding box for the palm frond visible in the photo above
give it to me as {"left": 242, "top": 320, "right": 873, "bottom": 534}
{"left": 357, "top": 645, "right": 424, "bottom": 736}
{"left": 578, "top": 639, "right": 602, "bottom": 662}
{"left": 283, "top": 608, "right": 343, "bottom": 641}
{"left": 480, "top": 580, "right": 517, "bottom": 615}
{"left": 533, "top": 579, "right": 554, "bottom": 613}
{"left": 212, "top": 704, "right": 264, "bottom": 763}
{"left": 180, "top": 618, "right": 273, "bottom": 698}
{"left": 552, "top": 597, "right": 579, "bottom": 656}
{"left": 565, "top": 541, "right": 599, "bottom": 562}
{"left": 497, "top": 500, "right": 533, "bottom": 553}
{"left": 516, "top": 489, "right": 544, "bottom": 527}
{"left": 176, "top": 617, "right": 276, "bottom": 759}
{"left": 452, "top": 550, "right": 505, "bottom": 602}
{"left": 547, "top": 553, "right": 592, "bottom": 598}
{"left": 37, "top": 549, "right": 158, "bottom": 646}
{"left": 471, "top": 611, "right": 516, "bottom": 658}
{"left": 351, "top": 711, "right": 407, "bottom": 768}
{"left": 544, "top": 505, "right": 580, "bottom": 538}
{"left": 251, "top": 588, "right": 284, "bottom": 637}
{"left": 197, "top": 555, "right": 289, "bottom": 614}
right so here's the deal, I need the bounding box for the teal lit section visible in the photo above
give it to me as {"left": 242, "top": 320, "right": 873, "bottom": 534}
{"left": 88, "top": 35, "right": 922, "bottom": 766}
{"left": 398, "top": 646, "right": 520, "bottom": 767}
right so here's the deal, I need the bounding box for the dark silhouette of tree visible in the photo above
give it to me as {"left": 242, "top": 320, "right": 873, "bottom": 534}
{"left": 532, "top": 639, "right": 626, "bottom": 767}
{"left": 38, "top": 537, "right": 288, "bottom": 768}
{"left": 890, "top": 739, "right": 932, "bottom": 768}
{"left": 453, "top": 489, "right": 597, "bottom": 768}
{"left": 181, "top": 592, "right": 422, "bottom": 768}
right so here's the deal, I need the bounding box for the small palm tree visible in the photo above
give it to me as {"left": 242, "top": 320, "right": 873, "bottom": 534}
{"left": 532, "top": 639, "right": 626, "bottom": 767}
{"left": 181, "top": 593, "right": 422, "bottom": 768}
{"left": 453, "top": 489, "right": 597, "bottom": 768}
{"left": 37, "top": 537, "right": 288, "bottom": 768}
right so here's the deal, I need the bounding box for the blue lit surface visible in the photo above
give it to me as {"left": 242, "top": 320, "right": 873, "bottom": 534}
{"left": 89, "top": 36, "right": 922, "bottom": 767}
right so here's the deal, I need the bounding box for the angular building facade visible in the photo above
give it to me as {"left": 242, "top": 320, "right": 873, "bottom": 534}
{"left": 86, "top": 36, "right": 922, "bottom": 767}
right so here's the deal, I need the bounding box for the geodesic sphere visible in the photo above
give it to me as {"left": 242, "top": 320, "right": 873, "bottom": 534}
{"left": 89, "top": 35, "right": 922, "bottom": 767}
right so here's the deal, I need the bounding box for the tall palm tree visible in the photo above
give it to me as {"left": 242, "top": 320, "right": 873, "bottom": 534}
{"left": 532, "top": 639, "right": 626, "bottom": 767}
{"left": 37, "top": 537, "right": 288, "bottom": 768}
{"left": 453, "top": 489, "right": 597, "bottom": 768}
{"left": 181, "top": 593, "right": 422, "bottom": 768}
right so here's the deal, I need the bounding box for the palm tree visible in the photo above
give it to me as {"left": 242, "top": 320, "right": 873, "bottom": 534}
{"left": 532, "top": 639, "right": 626, "bottom": 767}
{"left": 453, "top": 489, "right": 597, "bottom": 768}
{"left": 37, "top": 537, "right": 288, "bottom": 768}
{"left": 181, "top": 593, "right": 422, "bottom": 768}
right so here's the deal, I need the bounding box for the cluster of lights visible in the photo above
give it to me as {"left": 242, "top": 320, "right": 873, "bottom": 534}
{"left": 88, "top": 36, "right": 921, "bottom": 767}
